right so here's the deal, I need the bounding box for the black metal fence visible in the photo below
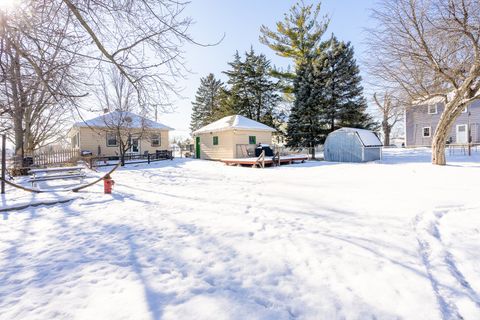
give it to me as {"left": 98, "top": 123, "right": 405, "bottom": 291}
{"left": 88, "top": 150, "right": 173, "bottom": 168}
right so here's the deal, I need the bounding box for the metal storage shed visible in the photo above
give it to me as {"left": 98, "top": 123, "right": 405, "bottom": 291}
{"left": 324, "top": 127, "right": 383, "bottom": 162}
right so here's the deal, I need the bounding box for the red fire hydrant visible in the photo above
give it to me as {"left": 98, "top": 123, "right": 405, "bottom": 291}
{"left": 103, "top": 174, "right": 115, "bottom": 194}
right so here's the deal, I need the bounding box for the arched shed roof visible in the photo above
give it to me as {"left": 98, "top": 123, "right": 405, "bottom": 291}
{"left": 333, "top": 127, "right": 382, "bottom": 147}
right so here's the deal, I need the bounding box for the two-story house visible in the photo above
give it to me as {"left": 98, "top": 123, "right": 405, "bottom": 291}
{"left": 405, "top": 99, "right": 480, "bottom": 147}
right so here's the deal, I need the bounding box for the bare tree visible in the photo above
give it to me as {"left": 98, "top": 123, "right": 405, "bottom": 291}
{"left": 0, "top": 4, "right": 81, "bottom": 160}
{"left": 1, "top": 0, "right": 216, "bottom": 163}
{"left": 373, "top": 92, "right": 403, "bottom": 146}
{"left": 18, "top": 0, "right": 216, "bottom": 112}
{"left": 368, "top": 0, "right": 480, "bottom": 165}
{"left": 96, "top": 67, "right": 149, "bottom": 166}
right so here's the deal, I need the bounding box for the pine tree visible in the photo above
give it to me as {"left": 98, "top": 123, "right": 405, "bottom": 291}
{"left": 190, "top": 74, "right": 226, "bottom": 132}
{"left": 222, "top": 51, "right": 250, "bottom": 118}
{"left": 223, "top": 48, "right": 283, "bottom": 129}
{"left": 286, "top": 61, "right": 326, "bottom": 159}
{"left": 318, "top": 36, "right": 377, "bottom": 133}
{"left": 260, "top": 1, "right": 329, "bottom": 90}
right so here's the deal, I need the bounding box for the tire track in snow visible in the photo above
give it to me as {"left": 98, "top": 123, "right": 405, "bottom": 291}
{"left": 414, "top": 207, "right": 480, "bottom": 320}
{"left": 444, "top": 251, "right": 480, "bottom": 309}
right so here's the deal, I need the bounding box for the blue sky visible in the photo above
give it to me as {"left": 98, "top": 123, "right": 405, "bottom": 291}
{"left": 163, "top": 0, "right": 378, "bottom": 139}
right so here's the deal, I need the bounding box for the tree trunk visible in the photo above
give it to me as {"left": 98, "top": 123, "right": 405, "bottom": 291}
{"left": 118, "top": 140, "right": 125, "bottom": 166}
{"left": 384, "top": 131, "right": 390, "bottom": 146}
{"left": 13, "top": 115, "right": 24, "bottom": 158}
{"left": 432, "top": 132, "right": 447, "bottom": 165}
{"left": 7, "top": 41, "right": 25, "bottom": 159}
{"left": 120, "top": 147, "right": 125, "bottom": 166}
{"left": 311, "top": 145, "right": 315, "bottom": 160}
{"left": 382, "top": 122, "right": 391, "bottom": 146}
{"left": 24, "top": 119, "right": 34, "bottom": 155}
{"left": 431, "top": 104, "right": 463, "bottom": 165}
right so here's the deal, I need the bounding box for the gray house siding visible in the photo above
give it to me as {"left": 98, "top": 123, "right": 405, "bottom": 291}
{"left": 405, "top": 100, "right": 480, "bottom": 147}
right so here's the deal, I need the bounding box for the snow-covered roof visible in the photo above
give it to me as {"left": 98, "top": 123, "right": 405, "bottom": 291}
{"left": 193, "top": 115, "right": 276, "bottom": 135}
{"left": 74, "top": 111, "right": 173, "bottom": 130}
{"left": 337, "top": 127, "right": 383, "bottom": 147}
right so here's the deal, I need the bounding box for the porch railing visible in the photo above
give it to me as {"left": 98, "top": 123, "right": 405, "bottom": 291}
{"left": 235, "top": 144, "right": 319, "bottom": 158}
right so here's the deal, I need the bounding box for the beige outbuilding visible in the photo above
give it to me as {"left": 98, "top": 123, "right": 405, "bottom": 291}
{"left": 192, "top": 115, "right": 276, "bottom": 160}
{"left": 68, "top": 110, "right": 173, "bottom": 157}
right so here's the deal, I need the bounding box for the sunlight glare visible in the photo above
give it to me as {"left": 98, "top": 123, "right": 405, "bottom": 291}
{"left": 0, "top": 0, "right": 20, "bottom": 11}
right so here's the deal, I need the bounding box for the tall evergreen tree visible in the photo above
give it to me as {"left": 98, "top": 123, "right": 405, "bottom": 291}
{"left": 317, "top": 36, "right": 377, "bottom": 133}
{"left": 190, "top": 74, "right": 226, "bottom": 132}
{"left": 286, "top": 61, "right": 326, "bottom": 159}
{"left": 223, "top": 48, "right": 283, "bottom": 129}
{"left": 260, "top": 1, "right": 329, "bottom": 91}
{"left": 286, "top": 37, "right": 376, "bottom": 154}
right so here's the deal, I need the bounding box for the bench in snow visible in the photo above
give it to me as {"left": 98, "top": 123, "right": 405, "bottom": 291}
{"left": 28, "top": 166, "right": 86, "bottom": 187}
{"left": 29, "top": 166, "right": 85, "bottom": 175}
{"left": 29, "top": 173, "right": 86, "bottom": 187}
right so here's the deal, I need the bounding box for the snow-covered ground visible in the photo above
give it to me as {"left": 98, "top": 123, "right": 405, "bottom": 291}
{"left": 1, "top": 148, "right": 480, "bottom": 319}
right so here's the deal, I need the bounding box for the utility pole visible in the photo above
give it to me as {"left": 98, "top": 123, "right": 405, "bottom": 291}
{"left": 1, "top": 134, "right": 6, "bottom": 194}
{"left": 468, "top": 111, "right": 472, "bottom": 156}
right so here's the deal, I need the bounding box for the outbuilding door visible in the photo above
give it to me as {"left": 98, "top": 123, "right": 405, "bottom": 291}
{"left": 195, "top": 137, "right": 200, "bottom": 158}
{"left": 456, "top": 124, "right": 468, "bottom": 144}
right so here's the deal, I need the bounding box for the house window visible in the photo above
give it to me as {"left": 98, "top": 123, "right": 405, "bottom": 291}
{"left": 423, "top": 127, "right": 431, "bottom": 138}
{"left": 106, "top": 132, "right": 118, "bottom": 147}
{"left": 249, "top": 136, "right": 256, "bottom": 144}
{"left": 428, "top": 104, "right": 438, "bottom": 114}
{"left": 213, "top": 136, "right": 219, "bottom": 145}
{"left": 151, "top": 134, "right": 160, "bottom": 147}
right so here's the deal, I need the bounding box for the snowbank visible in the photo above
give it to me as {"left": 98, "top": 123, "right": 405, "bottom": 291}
{"left": 1, "top": 149, "right": 479, "bottom": 319}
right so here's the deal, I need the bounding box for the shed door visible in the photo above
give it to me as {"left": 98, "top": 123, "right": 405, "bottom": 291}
{"left": 456, "top": 124, "right": 468, "bottom": 144}
{"left": 195, "top": 137, "right": 200, "bottom": 158}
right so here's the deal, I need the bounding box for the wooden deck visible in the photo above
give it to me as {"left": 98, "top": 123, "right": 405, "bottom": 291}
{"left": 221, "top": 155, "right": 308, "bottom": 167}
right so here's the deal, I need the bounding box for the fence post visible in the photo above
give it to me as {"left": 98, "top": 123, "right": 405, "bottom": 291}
{"left": 1, "top": 134, "right": 6, "bottom": 194}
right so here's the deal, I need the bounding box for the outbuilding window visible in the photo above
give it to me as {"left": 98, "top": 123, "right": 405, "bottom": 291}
{"left": 428, "top": 104, "right": 438, "bottom": 114}
{"left": 249, "top": 136, "right": 256, "bottom": 144}
{"left": 151, "top": 134, "right": 160, "bottom": 147}
{"left": 423, "top": 127, "right": 431, "bottom": 138}
{"left": 213, "top": 136, "right": 219, "bottom": 145}
{"left": 106, "top": 132, "right": 118, "bottom": 147}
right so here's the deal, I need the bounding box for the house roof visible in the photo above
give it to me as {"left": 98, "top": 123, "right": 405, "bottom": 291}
{"left": 192, "top": 115, "right": 276, "bottom": 135}
{"left": 336, "top": 127, "right": 383, "bottom": 147}
{"left": 74, "top": 111, "right": 173, "bottom": 130}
